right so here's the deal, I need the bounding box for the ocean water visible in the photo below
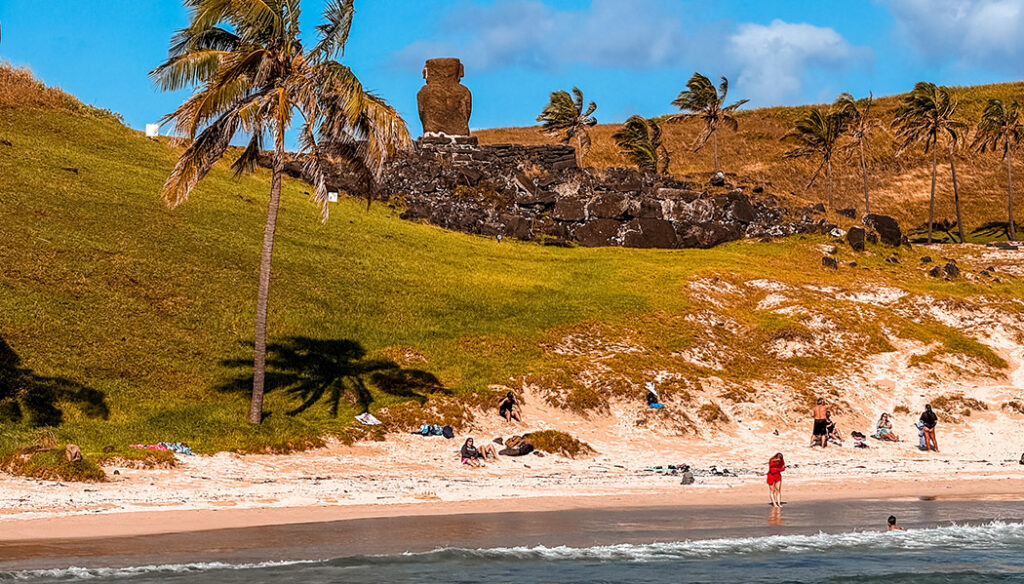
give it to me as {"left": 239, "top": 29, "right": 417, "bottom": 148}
{"left": 4, "top": 522, "right": 1024, "bottom": 583}
{"left": 3, "top": 500, "right": 1024, "bottom": 583}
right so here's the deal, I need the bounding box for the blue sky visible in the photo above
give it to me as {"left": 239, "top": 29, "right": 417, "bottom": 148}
{"left": 2, "top": 0, "right": 1024, "bottom": 136}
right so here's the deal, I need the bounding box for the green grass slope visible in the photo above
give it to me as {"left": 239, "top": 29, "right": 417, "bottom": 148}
{"left": 1, "top": 66, "right": 1021, "bottom": 470}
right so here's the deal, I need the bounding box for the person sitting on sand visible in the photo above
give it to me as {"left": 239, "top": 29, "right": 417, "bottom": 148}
{"left": 920, "top": 404, "right": 939, "bottom": 452}
{"left": 875, "top": 413, "right": 900, "bottom": 442}
{"left": 767, "top": 453, "right": 786, "bottom": 508}
{"left": 645, "top": 382, "right": 665, "bottom": 409}
{"left": 826, "top": 411, "right": 843, "bottom": 446}
{"left": 498, "top": 391, "right": 523, "bottom": 423}
{"left": 888, "top": 515, "right": 904, "bottom": 531}
{"left": 812, "top": 399, "right": 830, "bottom": 448}
{"left": 460, "top": 438, "right": 497, "bottom": 466}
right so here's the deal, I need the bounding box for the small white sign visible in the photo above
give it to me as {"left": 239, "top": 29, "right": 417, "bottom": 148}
{"left": 327, "top": 191, "right": 339, "bottom": 203}
{"left": 145, "top": 124, "right": 160, "bottom": 138}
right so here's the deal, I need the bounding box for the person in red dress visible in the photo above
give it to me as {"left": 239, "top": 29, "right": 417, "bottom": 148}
{"left": 767, "top": 453, "right": 786, "bottom": 507}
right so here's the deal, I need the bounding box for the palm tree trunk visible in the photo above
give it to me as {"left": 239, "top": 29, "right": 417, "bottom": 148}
{"left": 576, "top": 132, "right": 584, "bottom": 168}
{"left": 859, "top": 139, "right": 870, "bottom": 214}
{"left": 712, "top": 130, "right": 719, "bottom": 173}
{"left": 928, "top": 147, "right": 937, "bottom": 244}
{"left": 949, "top": 147, "right": 965, "bottom": 243}
{"left": 248, "top": 131, "right": 285, "bottom": 424}
{"left": 827, "top": 159, "right": 833, "bottom": 209}
{"left": 1008, "top": 156, "right": 1016, "bottom": 241}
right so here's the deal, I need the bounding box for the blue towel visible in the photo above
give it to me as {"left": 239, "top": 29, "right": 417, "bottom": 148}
{"left": 649, "top": 403, "right": 665, "bottom": 409}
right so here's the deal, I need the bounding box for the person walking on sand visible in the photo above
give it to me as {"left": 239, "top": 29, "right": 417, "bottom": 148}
{"left": 888, "top": 515, "right": 904, "bottom": 531}
{"left": 920, "top": 404, "right": 939, "bottom": 452}
{"left": 812, "top": 399, "right": 830, "bottom": 448}
{"left": 767, "top": 453, "right": 786, "bottom": 507}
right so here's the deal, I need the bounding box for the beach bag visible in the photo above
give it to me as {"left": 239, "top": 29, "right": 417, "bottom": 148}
{"left": 442, "top": 425, "right": 454, "bottom": 439}
{"left": 430, "top": 424, "right": 444, "bottom": 436}
{"left": 419, "top": 424, "right": 431, "bottom": 436}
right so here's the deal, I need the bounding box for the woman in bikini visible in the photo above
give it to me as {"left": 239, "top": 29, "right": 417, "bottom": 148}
{"left": 767, "top": 452, "right": 786, "bottom": 508}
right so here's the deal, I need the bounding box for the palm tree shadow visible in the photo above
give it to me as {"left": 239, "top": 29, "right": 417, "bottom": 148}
{"left": 219, "top": 337, "right": 447, "bottom": 417}
{"left": 0, "top": 335, "right": 109, "bottom": 427}
{"left": 972, "top": 221, "right": 1019, "bottom": 241}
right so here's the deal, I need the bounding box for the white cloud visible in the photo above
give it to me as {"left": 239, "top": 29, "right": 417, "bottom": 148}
{"left": 882, "top": 0, "right": 1024, "bottom": 71}
{"left": 392, "top": 0, "right": 691, "bottom": 71}
{"left": 727, "top": 20, "right": 866, "bottom": 106}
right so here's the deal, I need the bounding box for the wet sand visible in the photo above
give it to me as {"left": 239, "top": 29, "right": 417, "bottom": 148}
{"left": 2, "top": 496, "right": 1024, "bottom": 572}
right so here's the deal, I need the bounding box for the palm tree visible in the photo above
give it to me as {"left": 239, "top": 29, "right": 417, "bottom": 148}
{"left": 536, "top": 87, "right": 597, "bottom": 167}
{"left": 612, "top": 115, "right": 669, "bottom": 174}
{"left": 782, "top": 107, "right": 848, "bottom": 209}
{"left": 835, "top": 92, "right": 880, "bottom": 214}
{"left": 892, "top": 82, "right": 968, "bottom": 244}
{"left": 668, "top": 73, "right": 748, "bottom": 172}
{"left": 152, "top": 0, "right": 410, "bottom": 423}
{"left": 972, "top": 99, "right": 1023, "bottom": 241}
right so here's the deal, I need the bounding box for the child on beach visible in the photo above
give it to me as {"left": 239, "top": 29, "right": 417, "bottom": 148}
{"left": 767, "top": 453, "right": 786, "bottom": 508}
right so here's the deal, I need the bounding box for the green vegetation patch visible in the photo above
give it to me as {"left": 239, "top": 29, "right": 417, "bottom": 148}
{"left": 523, "top": 430, "right": 596, "bottom": 458}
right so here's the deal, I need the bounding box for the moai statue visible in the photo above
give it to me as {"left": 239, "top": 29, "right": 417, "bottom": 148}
{"left": 417, "top": 58, "right": 472, "bottom": 137}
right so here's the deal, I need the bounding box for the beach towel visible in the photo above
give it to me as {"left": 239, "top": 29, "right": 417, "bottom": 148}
{"left": 355, "top": 412, "right": 382, "bottom": 426}
{"left": 649, "top": 403, "right": 665, "bottom": 409}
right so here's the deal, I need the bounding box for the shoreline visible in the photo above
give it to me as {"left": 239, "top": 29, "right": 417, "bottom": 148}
{"left": 3, "top": 475, "right": 1023, "bottom": 543}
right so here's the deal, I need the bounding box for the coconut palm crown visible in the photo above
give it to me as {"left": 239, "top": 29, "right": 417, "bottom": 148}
{"left": 151, "top": 0, "right": 411, "bottom": 423}
{"left": 536, "top": 87, "right": 597, "bottom": 167}
{"left": 892, "top": 81, "right": 968, "bottom": 244}
{"left": 835, "top": 92, "right": 881, "bottom": 214}
{"left": 669, "top": 73, "right": 748, "bottom": 172}
{"left": 612, "top": 115, "right": 670, "bottom": 174}
{"left": 782, "top": 106, "right": 849, "bottom": 209}
{"left": 973, "top": 99, "right": 1024, "bottom": 240}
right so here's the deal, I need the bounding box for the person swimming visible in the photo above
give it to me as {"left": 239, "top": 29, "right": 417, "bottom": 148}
{"left": 888, "top": 515, "right": 904, "bottom": 531}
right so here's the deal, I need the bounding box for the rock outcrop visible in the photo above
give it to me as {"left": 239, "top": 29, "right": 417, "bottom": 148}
{"left": 262, "top": 140, "right": 838, "bottom": 249}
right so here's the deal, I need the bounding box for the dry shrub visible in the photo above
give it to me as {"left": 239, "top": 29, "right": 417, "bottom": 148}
{"left": 1002, "top": 400, "right": 1024, "bottom": 415}
{"left": 235, "top": 436, "right": 326, "bottom": 455}
{"left": 0, "top": 64, "right": 76, "bottom": 109}
{"left": 377, "top": 389, "right": 502, "bottom": 433}
{"left": 523, "top": 430, "right": 596, "bottom": 458}
{"left": 893, "top": 405, "right": 911, "bottom": 415}
{"left": 931, "top": 394, "right": 988, "bottom": 417}
{"left": 1, "top": 449, "right": 106, "bottom": 482}
{"left": 524, "top": 371, "right": 609, "bottom": 415}
{"left": 698, "top": 402, "right": 730, "bottom": 424}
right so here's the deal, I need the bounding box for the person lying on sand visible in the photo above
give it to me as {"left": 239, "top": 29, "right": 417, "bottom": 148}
{"left": 888, "top": 515, "right": 904, "bottom": 531}
{"left": 498, "top": 391, "right": 523, "bottom": 423}
{"left": 875, "top": 413, "right": 900, "bottom": 442}
{"left": 460, "top": 438, "right": 497, "bottom": 466}
{"left": 811, "top": 399, "right": 830, "bottom": 448}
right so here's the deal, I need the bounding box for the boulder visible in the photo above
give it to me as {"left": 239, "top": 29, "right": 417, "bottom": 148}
{"left": 846, "top": 226, "right": 866, "bottom": 251}
{"left": 822, "top": 256, "right": 838, "bottom": 269}
{"left": 863, "top": 214, "right": 902, "bottom": 246}
{"left": 588, "top": 193, "right": 629, "bottom": 219}
{"left": 928, "top": 265, "right": 943, "bottom": 278}
{"left": 710, "top": 171, "right": 726, "bottom": 186}
{"left": 921, "top": 256, "right": 932, "bottom": 263}
{"left": 622, "top": 219, "right": 678, "bottom": 248}
{"left": 575, "top": 219, "right": 621, "bottom": 247}
{"left": 680, "top": 470, "right": 695, "bottom": 485}
{"left": 676, "top": 223, "right": 742, "bottom": 248}
{"left": 655, "top": 187, "right": 701, "bottom": 201}
{"left": 638, "top": 198, "right": 666, "bottom": 220}
{"left": 837, "top": 207, "right": 857, "bottom": 219}
{"left": 551, "top": 198, "right": 587, "bottom": 221}
{"left": 825, "top": 245, "right": 838, "bottom": 255}
{"left": 944, "top": 262, "right": 960, "bottom": 278}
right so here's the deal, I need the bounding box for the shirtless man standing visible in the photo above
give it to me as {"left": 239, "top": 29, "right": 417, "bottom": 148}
{"left": 812, "top": 398, "right": 830, "bottom": 448}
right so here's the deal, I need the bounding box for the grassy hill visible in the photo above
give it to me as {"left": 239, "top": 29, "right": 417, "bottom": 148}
{"left": 1, "top": 65, "right": 1021, "bottom": 477}
{"left": 477, "top": 82, "right": 1024, "bottom": 237}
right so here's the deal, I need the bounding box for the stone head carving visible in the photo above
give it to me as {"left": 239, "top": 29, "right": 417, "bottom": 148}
{"left": 417, "top": 58, "right": 472, "bottom": 136}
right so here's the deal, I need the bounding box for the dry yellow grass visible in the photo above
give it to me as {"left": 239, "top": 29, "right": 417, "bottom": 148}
{"left": 477, "top": 82, "right": 1024, "bottom": 233}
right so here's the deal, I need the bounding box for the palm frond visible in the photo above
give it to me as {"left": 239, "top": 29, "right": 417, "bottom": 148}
{"left": 311, "top": 0, "right": 354, "bottom": 62}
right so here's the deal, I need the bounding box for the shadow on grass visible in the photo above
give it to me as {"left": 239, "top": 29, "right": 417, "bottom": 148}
{"left": 0, "top": 336, "right": 109, "bottom": 426}
{"left": 219, "top": 337, "right": 447, "bottom": 417}
{"left": 908, "top": 220, "right": 1020, "bottom": 244}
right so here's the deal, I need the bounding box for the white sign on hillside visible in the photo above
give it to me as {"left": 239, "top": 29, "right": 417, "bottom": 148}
{"left": 145, "top": 124, "right": 160, "bottom": 138}
{"left": 328, "top": 191, "right": 339, "bottom": 203}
